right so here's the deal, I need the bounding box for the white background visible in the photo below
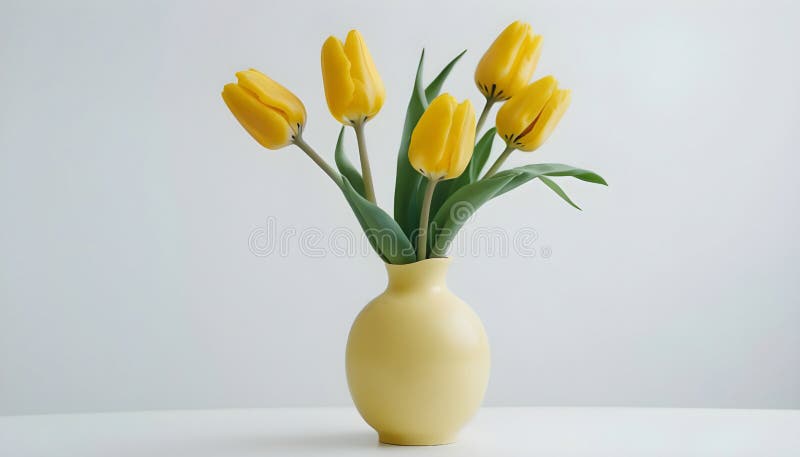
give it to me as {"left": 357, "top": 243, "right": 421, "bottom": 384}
{"left": 1, "top": 0, "right": 798, "bottom": 415}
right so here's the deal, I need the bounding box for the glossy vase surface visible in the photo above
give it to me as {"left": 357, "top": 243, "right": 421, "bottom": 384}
{"left": 345, "top": 257, "right": 490, "bottom": 445}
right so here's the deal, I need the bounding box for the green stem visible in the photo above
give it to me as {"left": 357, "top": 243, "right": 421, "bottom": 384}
{"left": 483, "top": 145, "right": 515, "bottom": 179}
{"left": 293, "top": 136, "right": 342, "bottom": 186}
{"left": 475, "top": 97, "right": 496, "bottom": 137}
{"left": 353, "top": 121, "right": 377, "bottom": 203}
{"left": 416, "top": 178, "right": 439, "bottom": 261}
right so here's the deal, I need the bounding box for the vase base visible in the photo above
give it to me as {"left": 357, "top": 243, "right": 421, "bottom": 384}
{"left": 378, "top": 432, "right": 457, "bottom": 446}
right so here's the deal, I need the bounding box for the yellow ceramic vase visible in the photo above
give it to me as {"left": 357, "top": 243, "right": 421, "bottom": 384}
{"left": 345, "top": 258, "right": 490, "bottom": 445}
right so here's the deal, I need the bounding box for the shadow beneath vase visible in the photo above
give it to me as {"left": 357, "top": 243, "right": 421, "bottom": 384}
{"left": 263, "top": 430, "right": 377, "bottom": 448}
{"left": 218, "top": 430, "right": 380, "bottom": 453}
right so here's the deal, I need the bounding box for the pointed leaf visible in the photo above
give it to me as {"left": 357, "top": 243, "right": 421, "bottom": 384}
{"left": 538, "top": 176, "right": 581, "bottom": 210}
{"left": 516, "top": 163, "right": 607, "bottom": 185}
{"left": 429, "top": 163, "right": 606, "bottom": 256}
{"left": 429, "top": 173, "right": 518, "bottom": 257}
{"left": 333, "top": 127, "right": 365, "bottom": 198}
{"left": 497, "top": 163, "right": 607, "bottom": 197}
{"left": 394, "top": 49, "right": 467, "bottom": 243}
{"left": 469, "top": 127, "right": 497, "bottom": 182}
{"left": 339, "top": 180, "right": 388, "bottom": 263}
{"left": 428, "top": 179, "right": 453, "bottom": 226}
{"left": 393, "top": 51, "right": 428, "bottom": 241}
{"left": 340, "top": 177, "right": 417, "bottom": 265}
{"left": 424, "top": 49, "right": 467, "bottom": 102}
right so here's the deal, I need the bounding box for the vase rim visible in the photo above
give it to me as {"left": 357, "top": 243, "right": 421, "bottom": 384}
{"left": 384, "top": 257, "right": 452, "bottom": 269}
{"left": 383, "top": 257, "right": 452, "bottom": 288}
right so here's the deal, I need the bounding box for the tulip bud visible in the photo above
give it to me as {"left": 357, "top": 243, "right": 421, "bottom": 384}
{"left": 221, "top": 69, "right": 307, "bottom": 150}
{"left": 475, "top": 21, "right": 542, "bottom": 101}
{"left": 321, "top": 30, "right": 385, "bottom": 125}
{"left": 408, "top": 94, "right": 476, "bottom": 180}
{"left": 496, "top": 75, "right": 571, "bottom": 152}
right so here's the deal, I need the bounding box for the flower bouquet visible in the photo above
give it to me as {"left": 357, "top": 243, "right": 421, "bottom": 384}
{"left": 222, "top": 21, "right": 606, "bottom": 446}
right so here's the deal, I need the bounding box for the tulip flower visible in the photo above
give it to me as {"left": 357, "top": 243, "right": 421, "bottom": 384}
{"left": 321, "top": 30, "right": 385, "bottom": 125}
{"left": 222, "top": 69, "right": 341, "bottom": 185}
{"left": 409, "top": 94, "right": 476, "bottom": 180}
{"left": 475, "top": 21, "right": 542, "bottom": 101}
{"left": 473, "top": 21, "right": 543, "bottom": 134}
{"left": 222, "top": 69, "right": 307, "bottom": 150}
{"left": 484, "top": 75, "right": 572, "bottom": 178}
{"left": 408, "top": 93, "right": 476, "bottom": 260}
{"left": 321, "top": 30, "right": 385, "bottom": 203}
{"left": 497, "top": 75, "right": 571, "bottom": 151}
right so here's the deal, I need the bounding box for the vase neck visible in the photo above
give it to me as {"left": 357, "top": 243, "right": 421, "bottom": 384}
{"left": 384, "top": 258, "right": 451, "bottom": 291}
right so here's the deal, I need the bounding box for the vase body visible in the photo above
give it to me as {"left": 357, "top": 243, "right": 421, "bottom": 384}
{"left": 345, "top": 258, "right": 490, "bottom": 445}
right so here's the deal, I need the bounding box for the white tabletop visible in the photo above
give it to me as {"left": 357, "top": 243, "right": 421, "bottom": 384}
{"left": 1, "top": 407, "right": 798, "bottom": 457}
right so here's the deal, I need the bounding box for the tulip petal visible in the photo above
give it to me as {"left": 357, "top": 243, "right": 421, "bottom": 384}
{"left": 344, "top": 30, "right": 385, "bottom": 120}
{"left": 321, "top": 36, "right": 356, "bottom": 123}
{"left": 496, "top": 75, "right": 558, "bottom": 145}
{"left": 520, "top": 89, "right": 572, "bottom": 151}
{"left": 348, "top": 79, "right": 372, "bottom": 124}
{"left": 408, "top": 94, "right": 456, "bottom": 179}
{"left": 222, "top": 83, "right": 292, "bottom": 149}
{"left": 501, "top": 33, "right": 542, "bottom": 99}
{"left": 445, "top": 100, "right": 476, "bottom": 179}
{"left": 236, "top": 69, "right": 306, "bottom": 134}
{"left": 475, "top": 21, "right": 535, "bottom": 99}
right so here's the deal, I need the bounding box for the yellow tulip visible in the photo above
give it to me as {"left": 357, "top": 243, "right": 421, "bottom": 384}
{"left": 321, "top": 30, "right": 385, "bottom": 125}
{"left": 475, "top": 21, "right": 542, "bottom": 101}
{"left": 496, "top": 75, "right": 571, "bottom": 152}
{"left": 221, "top": 69, "right": 306, "bottom": 150}
{"left": 408, "top": 94, "right": 476, "bottom": 180}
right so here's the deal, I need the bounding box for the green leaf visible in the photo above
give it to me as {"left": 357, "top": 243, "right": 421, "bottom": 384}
{"left": 340, "top": 177, "right": 417, "bottom": 265}
{"left": 429, "top": 163, "right": 607, "bottom": 256}
{"left": 393, "top": 49, "right": 468, "bottom": 243}
{"left": 333, "top": 127, "right": 365, "bottom": 198}
{"left": 424, "top": 49, "right": 467, "bottom": 102}
{"left": 429, "top": 173, "right": 517, "bottom": 257}
{"left": 519, "top": 163, "right": 607, "bottom": 185}
{"left": 393, "top": 51, "right": 428, "bottom": 241}
{"left": 496, "top": 163, "right": 608, "bottom": 197}
{"left": 538, "top": 176, "right": 581, "bottom": 210}
{"left": 339, "top": 180, "right": 388, "bottom": 263}
{"left": 427, "top": 180, "right": 453, "bottom": 228}
{"left": 469, "top": 127, "right": 497, "bottom": 182}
